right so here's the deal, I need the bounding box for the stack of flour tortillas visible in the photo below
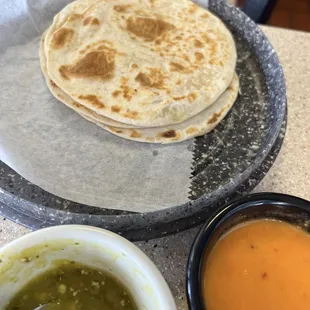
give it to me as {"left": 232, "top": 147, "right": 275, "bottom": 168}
{"left": 40, "top": 0, "right": 239, "bottom": 144}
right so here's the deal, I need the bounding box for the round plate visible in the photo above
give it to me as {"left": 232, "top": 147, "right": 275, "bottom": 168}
{"left": 0, "top": 1, "right": 286, "bottom": 240}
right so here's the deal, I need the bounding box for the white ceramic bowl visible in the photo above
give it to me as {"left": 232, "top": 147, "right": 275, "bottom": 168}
{"left": 0, "top": 225, "right": 176, "bottom": 310}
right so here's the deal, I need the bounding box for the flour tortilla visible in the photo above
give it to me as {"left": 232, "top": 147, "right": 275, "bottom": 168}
{"left": 44, "top": 0, "right": 101, "bottom": 56}
{"left": 78, "top": 74, "right": 239, "bottom": 143}
{"left": 40, "top": 29, "right": 138, "bottom": 128}
{"left": 44, "top": 0, "right": 237, "bottom": 127}
{"left": 41, "top": 28, "right": 239, "bottom": 141}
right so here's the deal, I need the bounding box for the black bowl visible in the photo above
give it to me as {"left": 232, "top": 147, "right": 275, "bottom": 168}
{"left": 186, "top": 192, "right": 310, "bottom": 310}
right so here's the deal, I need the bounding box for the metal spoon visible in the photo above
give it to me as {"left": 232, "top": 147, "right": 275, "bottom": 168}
{"left": 34, "top": 304, "right": 62, "bottom": 310}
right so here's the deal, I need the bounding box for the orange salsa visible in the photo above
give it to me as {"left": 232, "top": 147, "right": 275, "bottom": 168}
{"left": 202, "top": 220, "right": 310, "bottom": 310}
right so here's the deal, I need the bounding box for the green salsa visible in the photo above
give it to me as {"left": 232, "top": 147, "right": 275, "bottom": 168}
{"left": 5, "top": 261, "right": 138, "bottom": 310}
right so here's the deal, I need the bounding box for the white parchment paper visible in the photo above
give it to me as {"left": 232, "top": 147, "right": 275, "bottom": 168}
{"left": 0, "top": 0, "right": 196, "bottom": 212}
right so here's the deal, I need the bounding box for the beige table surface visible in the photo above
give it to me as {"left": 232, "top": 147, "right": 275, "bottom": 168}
{"left": 1, "top": 26, "right": 310, "bottom": 309}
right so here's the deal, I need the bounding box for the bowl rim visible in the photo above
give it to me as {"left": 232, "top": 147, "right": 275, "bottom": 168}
{"left": 0, "top": 225, "right": 177, "bottom": 310}
{"left": 186, "top": 192, "right": 310, "bottom": 310}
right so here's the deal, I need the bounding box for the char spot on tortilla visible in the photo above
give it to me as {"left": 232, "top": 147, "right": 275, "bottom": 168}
{"left": 111, "top": 105, "right": 121, "bottom": 112}
{"left": 112, "top": 90, "right": 121, "bottom": 98}
{"left": 169, "top": 62, "right": 190, "bottom": 73}
{"left": 83, "top": 16, "right": 100, "bottom": 26}
{"left": 126, "top": 17, "right": 174, "bottom": 41}
{"left": 135, "top": 68, "right": 165, "bottom": 89}
{"left": 78, "top": 95, "right": 105, "bottom": 109}
{"left": 172, "top": 95, "right": 186, "bottom": 101}
{"left": 194, "top": 39, "right": 203, "bottom": 48}
{"left": 113, "top": 5, "right": 131, "bottom": 12}
{"left": 186, "top": 127, "right": 198, "bottom": 134}
{"left": 59, "top": 51, "right": 115, "bottom": 80}
{"left": 130, "top": 130, "right": 141, "bottom": 138}
{"left": 195, "top": 52, "right": 204, "bottom": 62}
{"left": 161, "top": 130, "right": 177, "bottom": 138}
{"left": 188, "top": 93, "right": 196, "bottom": 102}
{"left": 123, "top": 110, "right": 139, "bottom": 119}
{"left": 50, "top": 80, "right": 57, "bottom": 87}
{"left": 51, "top": 28, "right": 73, "bottom": 49}
{"left": 207, "top": 110, "right": 224, "bottom": 124}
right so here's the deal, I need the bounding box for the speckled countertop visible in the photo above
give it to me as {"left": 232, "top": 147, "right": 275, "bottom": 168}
{"left": 1, "top": 26, "right": 310, "bottom": 309}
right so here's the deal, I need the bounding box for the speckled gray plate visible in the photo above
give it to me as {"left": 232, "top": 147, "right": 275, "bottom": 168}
{"left": 0, "top": 0, "right": 286, "bottom": 240}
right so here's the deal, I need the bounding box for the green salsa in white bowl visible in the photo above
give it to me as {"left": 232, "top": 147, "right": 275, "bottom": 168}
{"left": 0, "top": 225, "right": 176, "bottom": 310}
